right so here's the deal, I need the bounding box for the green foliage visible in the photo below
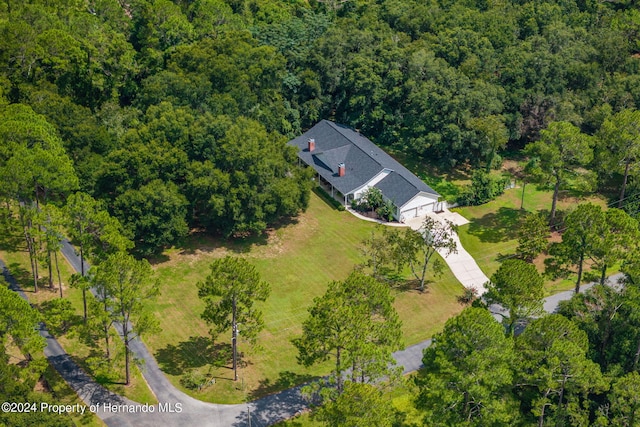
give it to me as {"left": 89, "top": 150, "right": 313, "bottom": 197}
{"left": 396, "top": 218, "right": 457, "bottom": 291}
{"left": 547, "top": 203, "right": 606, "bottom": 292}
{"left": 516, "top": 212, "right": 549, "bottom": 262}
{"left": 457, "top": 170, "right": 509, "bottom": 206}
{"left": 417, "top": 307, "right": 518, "bottom": 426}
{"left": 293, "top": 271, "right": 402, "bottom": 394}
{"left": 610, "top": 371, "right": 640, "bottom": 427}
{"left": 486, "top": 259, "right": 544, "bottom": 335}
{"left": 375, "top": 199, "right": 396, "bottom": 222}
{"left": 358, "top": 187, "right": 385, "bottom": 212}
{"left": 197, "top": 256, "right": 270, "bottom": 343}
{"left": 40, "top": 298, "right": 75, "bottom": 336}
{"left": 194, "top": 117, "right": 313, "bottom": 237}
{"left": 525, "top": 121, "right": 595, "bottom": 224}
{"left": 468, "top": 114, "right": 509, "bottom": 172}
{"left": 313, "top": 186, "right": 344, "bottom": 211}
{"left": 92, "top": 251, "right": 160, "bottom": 385}
{"left": 197, "top": 256, "right": 270, "bottom": 380}
{"left": 113, "top": 179, "right": 189, "bottom": 255}
{"left": 0, "top": 278, "right": 45, "bottom": 362}
{"left": 596, "top": 109, "right": 640, "bottom": 208}
{"left": 314, "top": 382, "right": 398, "bottom": 427}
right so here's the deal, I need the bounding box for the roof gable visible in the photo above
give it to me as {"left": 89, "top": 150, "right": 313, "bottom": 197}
{"left": 288, "top": 120, "right": 439, "bottom": 203}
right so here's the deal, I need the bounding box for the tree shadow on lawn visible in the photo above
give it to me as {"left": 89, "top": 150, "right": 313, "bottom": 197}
{"left": 7, "top": 261, "right": 35, "bottom": 291}
{"left": 465, "top": 207, "right": 524, "bottom": 243}
{"left": 146, "top": 232, "right": 272, "bottom": 266}
{"left": 155, "top": 336, "right": 232, "bottom": 376}
{"left": 0, "top": 229, "right": 26, "bottom": 252}
{"left": 248, "top": 370, "right": 318, "bottom": 401}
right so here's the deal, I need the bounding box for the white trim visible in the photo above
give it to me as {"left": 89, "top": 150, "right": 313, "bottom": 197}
{"left": 351, "top": 168, "right": 393, "bottom": 199}
{"left": 398, "top": 192, "right": 439, "bottom": 211}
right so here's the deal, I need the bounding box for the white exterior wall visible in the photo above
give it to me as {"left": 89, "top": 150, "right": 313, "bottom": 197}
{"left": 352, "top": 169, "right": 392, "bottom": 200}
{"left": 398, "top": 192, "right": 439, "bottom": 221}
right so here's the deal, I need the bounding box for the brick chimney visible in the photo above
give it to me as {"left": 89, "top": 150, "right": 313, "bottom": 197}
{"left": 338, "top": 163, "right": 345, "bottom": 177}
{"left": 308, "top": 138, "right": 315, "bottom": 152}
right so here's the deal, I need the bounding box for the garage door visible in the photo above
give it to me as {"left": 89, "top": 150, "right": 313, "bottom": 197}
{"left": 401, "top": 207, "right": 419, "bottom": 219}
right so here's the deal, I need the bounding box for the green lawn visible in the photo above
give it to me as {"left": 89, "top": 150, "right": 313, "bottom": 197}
{"left": 146, "top": 193, "right": 466, "bottom": 403}
{"left": 453, "top": 184, "right": 608, "bottom": 293}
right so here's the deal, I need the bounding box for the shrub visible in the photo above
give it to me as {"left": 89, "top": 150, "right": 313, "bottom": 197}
{"left": 376, "top": 200, "right": 395, "bottom": 221}
{"left": 457, "top": 170, "right": 510, "bottom": 206}
{"left": 313, "top": 186, "right": 344, "bottom": 210}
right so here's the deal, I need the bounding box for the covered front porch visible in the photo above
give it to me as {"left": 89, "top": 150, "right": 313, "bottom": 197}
{"left": 315, "top": 172, "right": 351, "bottom": 206}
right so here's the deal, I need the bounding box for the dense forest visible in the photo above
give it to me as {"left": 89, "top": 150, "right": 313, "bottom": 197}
{"left": 3, "top": 0, "right": 640, "bottom": 425}
{"left": 2, "top": 0, "right": 640, "bottom": 254}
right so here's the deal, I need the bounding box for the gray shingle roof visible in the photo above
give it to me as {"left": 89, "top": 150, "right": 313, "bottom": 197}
{"left": 374, "top": 172, "right": 422, "bottom": 208}
{"left": 288, "top": 120, "right": 439, "bottom": 206}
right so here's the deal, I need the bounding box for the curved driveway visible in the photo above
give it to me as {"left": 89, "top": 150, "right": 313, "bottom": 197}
{"left": 2, "top": 238, "right": 621, "bottom": 426}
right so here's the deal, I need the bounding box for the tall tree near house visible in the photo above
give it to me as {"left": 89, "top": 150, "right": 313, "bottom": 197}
{"left": 293, "top": 271, "right": 402, "bottom": 395}
{"left": 197, "top": 256, "right": 270, "bottom": 382}
{"left": 485, "top": 259, "right": 544, "bottom": 335}
{"left": 597, "top": 109, "right": 640, "bottom": 208}
{"left": 95, "top": 251, "right": 159, "bottom": 385}
{"left": 548, "top": 203, "right": 606, "bottom": 293}
{"left": 395, "top": 217, "right": 457, "bottom": 292}
{"left": 525, "top": 121, "right": 594, "bottom": 226}
{"left": 469, "top": 114, "right": 509, "bottom": 173}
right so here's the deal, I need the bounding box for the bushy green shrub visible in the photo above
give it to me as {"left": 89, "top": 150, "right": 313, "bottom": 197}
{"left": 457, "top": 170, "right": 510, "bottom": 206}
{"left": 313, "top": 186, "right": 344, "bottom": 210}
{"left": 353, "top": 187, "right": 384, "bottom": 213}
{"left": 376, "top": 200, "right": 395, "bottom": 221}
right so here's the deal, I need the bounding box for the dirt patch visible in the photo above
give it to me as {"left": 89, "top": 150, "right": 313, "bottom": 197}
{"left": 501, "top": 159, "right": 521, "bottom": 176}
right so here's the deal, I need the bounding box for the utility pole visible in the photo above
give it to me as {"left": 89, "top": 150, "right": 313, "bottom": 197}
{"left": 232, "top": 295, "right": 237, "bottom": 381}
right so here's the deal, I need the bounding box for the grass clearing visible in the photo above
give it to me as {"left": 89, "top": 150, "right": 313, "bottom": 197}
{"left": 453, "top": 184, "right": 608, "bottom": 293}
{"left": 147, "top": 193, "right": 465, "bottom": 403}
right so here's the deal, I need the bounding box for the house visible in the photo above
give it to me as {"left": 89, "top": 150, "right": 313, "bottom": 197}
{"left": 288, "top": 120, "right": 440, "bottom": 222}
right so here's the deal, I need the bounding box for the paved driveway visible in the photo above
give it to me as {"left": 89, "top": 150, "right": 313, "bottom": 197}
{"left": 405, "top": 210, "right": 489, "bottom": 295}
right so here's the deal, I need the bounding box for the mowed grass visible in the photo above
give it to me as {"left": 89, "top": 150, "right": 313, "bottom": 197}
{"left": 146, "top": 193, "right": 466, "bottom": 403}
{"left": 0, "top": 219, "right": 157, "bottom": 405}
{"left": 453, "top": 184, "right": 608, "bottom": 293}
